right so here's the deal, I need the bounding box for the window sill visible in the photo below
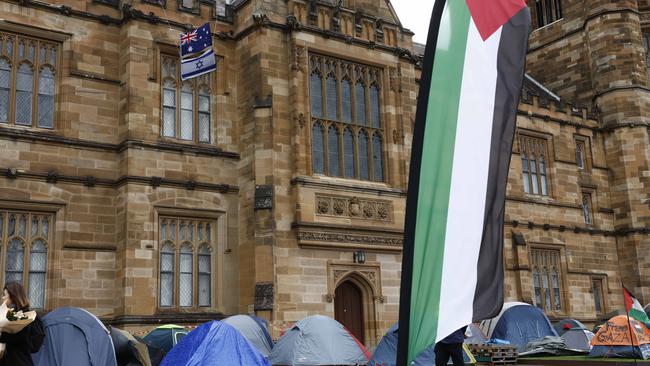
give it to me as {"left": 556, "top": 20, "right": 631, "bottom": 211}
{"left": 292, "top": 175, "right": 405, "bottom": 197}
{"left": 532, "top": 18, "right": 564, "bottom": 33}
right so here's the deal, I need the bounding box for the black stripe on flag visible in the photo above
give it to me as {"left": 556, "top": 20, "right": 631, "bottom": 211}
{"left": 472, "top": 6, "right": 531, "bottom": 322}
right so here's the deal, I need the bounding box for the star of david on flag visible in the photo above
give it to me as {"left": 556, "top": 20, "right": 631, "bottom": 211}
{"left": 180, "top": 22, "right": 216, "bottom": 80}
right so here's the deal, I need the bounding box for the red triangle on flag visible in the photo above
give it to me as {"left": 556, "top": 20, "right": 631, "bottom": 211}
{"left": 465, "top": 0, "right": 527, "bottom": 41}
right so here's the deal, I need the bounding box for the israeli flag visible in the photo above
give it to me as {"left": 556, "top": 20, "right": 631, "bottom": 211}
{"left": 181, "top": 48, "right": 216, "bottom": 81}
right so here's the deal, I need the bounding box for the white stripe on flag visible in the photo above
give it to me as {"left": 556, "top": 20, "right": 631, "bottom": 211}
{"left": 181, "top": 48, "right": 216, "bottom": 81}
{"left": 436, "top": 20, "right": 502, "bottom": 342}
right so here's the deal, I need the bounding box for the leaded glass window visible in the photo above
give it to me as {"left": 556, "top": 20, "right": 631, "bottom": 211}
{"left": 520, "top": 135, "right": 550, "bottom": 196}
{"left": 312, "top": 122, "right": 325, "bottom": 174}
{"left": 531, "top": 248, "right": 563, "bottom": 314}
{"left": 0, "top": 59, "right": 10, "bottom": 123}
{"left": 198, "top": 245, "right": 211, "bottom": 307}
{"left": 372, "top": 133, "right": 383, "bottom": 182}
{"left": 158, "top": 217, "right": 216, "bottom": 308}
{"left": 592, "top": 278, "right": 605, "bottom": 315}
{"left": 582, "top": 192, "right": 593, "bottom": 225}
{"left": 0, "top": 32, "right": 58, "bottom": 128}
{"left": 179, "top": 244, "right": 193, "bottom": 307}
{"left": 531, "top": 0, "right": 562, "bottom": 28}
{"left": 328, "top": 125, "right": 340, "bottom": 177}
{"left": 0, "top": 212, "right": 52, "bottom": 308}
{"left": 326, "top": 74, "right": 338, "bottom": 120}
{"left": 343, "top": 128, "right": 355, "bottom": 178}
{"left": 160, "top": 56, "right": 213, "bottom": 143}
{"left": 359, "top": 131, "right": 369, "bottom": 180}
{"left": 160, "top": 241, "right": 175, "bottom": 307}
{"left": 309, "top": 54, "right": 385, "bottom": 181}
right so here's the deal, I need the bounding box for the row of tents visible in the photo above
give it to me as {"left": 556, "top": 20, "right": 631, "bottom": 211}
{"left": 26, "top": 303, "right": 650, "bottom": 365}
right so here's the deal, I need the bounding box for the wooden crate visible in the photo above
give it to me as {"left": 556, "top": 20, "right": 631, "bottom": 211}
{"left": 468, "top": 344, "right": 518, "bottom": 365}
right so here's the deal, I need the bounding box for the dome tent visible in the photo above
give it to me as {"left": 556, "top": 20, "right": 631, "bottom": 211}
{"left": 553, "top": 319, "right": 593, "bottom": 352}
{"left": 369, "top": 322, "right": 476, "bottom": 366}
{"left": 110, "top": 326, "right": 153, "bottom": 366}
{"left": 143, "top": 324, "right": 188, "bottom": 354}
{"left": 223, "top": 315, "right": 274, "bottom": 357}
{"left": 268, "top": 315, "right": 370, "bottom": 365}
{"left": 589, "top": 315, "right": 650, "bottom": 359}
{"left": 32, "top": 307, "right": 117, "bottom": 366}
{"left": 479, "top": 302, "right": 557, "bottom": 352}
{"left": 161, "top": 320, "right": 269, "bottom": 366}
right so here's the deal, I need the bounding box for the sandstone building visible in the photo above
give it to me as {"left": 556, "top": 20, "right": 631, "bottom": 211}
{"left": 0, "top": 0, "right": 647, "bottom": 347}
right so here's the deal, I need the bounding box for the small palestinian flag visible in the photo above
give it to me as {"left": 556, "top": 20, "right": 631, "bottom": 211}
{"left": 396, "top": 0, "right": 530, "bottom": 365}
{"left": 624, "top": 287, "right": 650, "bottom": 324}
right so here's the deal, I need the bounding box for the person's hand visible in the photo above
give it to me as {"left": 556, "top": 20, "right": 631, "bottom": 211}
{"left": 0, "top": 342, "right": 6, "bottom": 359}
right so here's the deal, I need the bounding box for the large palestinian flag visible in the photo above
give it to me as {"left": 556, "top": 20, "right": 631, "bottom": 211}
{"left": 396, "top": 1, "right": 530, "bottom": 364}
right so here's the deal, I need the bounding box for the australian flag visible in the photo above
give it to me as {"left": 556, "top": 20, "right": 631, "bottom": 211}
{"left": 180, "top": 23, "right": 216, "bottom": 80}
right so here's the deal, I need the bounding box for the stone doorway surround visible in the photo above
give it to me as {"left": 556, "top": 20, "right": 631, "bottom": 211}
{"left": 326, "top": 260, "right": 383, "bottom": 346}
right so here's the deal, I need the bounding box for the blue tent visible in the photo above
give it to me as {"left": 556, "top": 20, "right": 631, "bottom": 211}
{"left": 224, "top": 315, "right": 274, "bottom": 357}
{"left": 369, "top": 323, "right": 475, "bottom": 366}
{"left": 480, "top": 302, "right": 557, "bottom": 352}
{"left": 161, "top": 321, "right": 270, "bottom": 366}
{"left": 32, "top": 307, "right": 117, "bottom": 366}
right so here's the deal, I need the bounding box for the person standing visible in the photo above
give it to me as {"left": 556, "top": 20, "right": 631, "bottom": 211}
{"left": 434, "top": 326, "right": 467, "bottom": 366}
{"left": 0, "top": 282, "right": 44, "bottom": 366}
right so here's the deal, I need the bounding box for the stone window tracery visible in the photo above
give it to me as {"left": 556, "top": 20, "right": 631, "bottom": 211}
{"left": 159, "top": 217, "right": 214, "bottom": 308}
{"left": 0, "top": 211, "right": 51, "bottom": 309}
{"left": 0, "top": 32, "right": 58, "bottom": 129}
{"left": 531, "top": 248, "right": 563, "bottom": 313}
{"left": 160, "top": 55, "right": 212, "bottom": 143}
{"left": 309, "top": 54, "right": 384, "bottom": 182}
{"left": 520, "top": 135, "right": 550, "bottom": 196}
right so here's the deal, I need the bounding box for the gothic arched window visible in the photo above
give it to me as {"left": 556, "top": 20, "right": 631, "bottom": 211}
{"left": 309, "top": 55, "right": 385, "bottom": 181}
{"left": 159, "top": 217, "right": 217, "bottom": 309}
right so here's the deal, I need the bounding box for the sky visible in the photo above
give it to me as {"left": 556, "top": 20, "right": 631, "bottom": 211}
{"left": 391, "top": 1, "right": 435, "bottom": 44}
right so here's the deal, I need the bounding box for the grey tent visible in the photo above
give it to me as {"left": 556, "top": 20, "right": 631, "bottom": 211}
{"left": 224, "top": 315, "right": 274, "bottom": 357}
{"left": 32, "top": 307, "right": 117, "bottom": 366}
{"left": 553, "top": 319, "right": 593, "bottom": 352}
{"left": 268, "top": 315, "right": 370, "bottom": 365}
{"left": 561, "top": 328, "right": 594, "bottom": 351}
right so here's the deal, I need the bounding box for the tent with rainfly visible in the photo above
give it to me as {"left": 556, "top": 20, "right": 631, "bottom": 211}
{"left": 32, "top": 307, "right": 117, "bottom": 366}
{"left": 143, "top": 324, "right": 188, "bottom": 354}
{"left": 161, "top": 321, "right": 270, "bottom": 366}
{"left": 479, "top": 302, "right": 557, "bottom": 352}
{"left": 223, "top": 315, "right": 274, "bottom": 357}
{"left": 110, "top": 326, "right": 153, "bottom": 366}
{"left": 589, "top": 315, "right": 650, "bottom": 359}
{"left": 369, "top": 323, "right": 476, "bottom": 366}
{"left": 553, "top": 319, "right": 594, "bottom": 352}
{"left": 268, "top": 315, "right": 371, "bottom": 365}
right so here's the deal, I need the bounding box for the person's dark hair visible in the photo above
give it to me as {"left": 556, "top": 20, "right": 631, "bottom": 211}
{"left": 4, "top": 281, "right": 30, "bottom": 310}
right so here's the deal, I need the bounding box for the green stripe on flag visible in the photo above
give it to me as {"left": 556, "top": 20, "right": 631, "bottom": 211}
{"left": 408, "top": 1, "right": 472, "bottom": 363}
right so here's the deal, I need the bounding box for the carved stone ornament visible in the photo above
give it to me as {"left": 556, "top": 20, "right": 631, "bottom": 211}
{"left": 297, "top": 231, "right": 403, "bottom": 247}
{"left": 333, "top": 199, "right": 346, "bottom": 216}
{"left": 294, "top": 113, "right": 306, "bottom": 129}
{"left": 316, "top": 195, "right": 394, "bottom": 221}
{"left": 349, "top": 197, "right": 361, "bottom": 217}
{"left": 362, "top": 202, "right": 376, "bottom": 219}
{"left": 317, "top": 197, "right": 331, "bottom": 215}
{"left": 377, "top": 204, "right": 389, "bottom": 220}
{"left": 292, "top": 41, "right": 306, "bottom": 72}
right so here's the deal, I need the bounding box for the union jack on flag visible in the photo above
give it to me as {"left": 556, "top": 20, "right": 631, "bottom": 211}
{"left": 180, "top": 23, "right": 212, "bottom": 59}
{"left": 180, "top": 29, "right": 197, "bottom": 45}
{"left": 179, "top": 22, "right": 216, "bottom": 81}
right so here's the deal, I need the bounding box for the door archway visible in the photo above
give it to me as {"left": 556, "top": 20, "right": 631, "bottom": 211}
{"left": 335, "top": 279, "right": 365, "bottom": 344}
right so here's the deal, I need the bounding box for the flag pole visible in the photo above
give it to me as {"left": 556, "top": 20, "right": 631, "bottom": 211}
{"left": 623, "top": 283, "right": 638, "bottom": 365}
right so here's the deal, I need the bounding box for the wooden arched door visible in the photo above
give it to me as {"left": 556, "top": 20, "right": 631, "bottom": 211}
{"left": 335, "top": 280, "right": 365, "bottom": 344}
